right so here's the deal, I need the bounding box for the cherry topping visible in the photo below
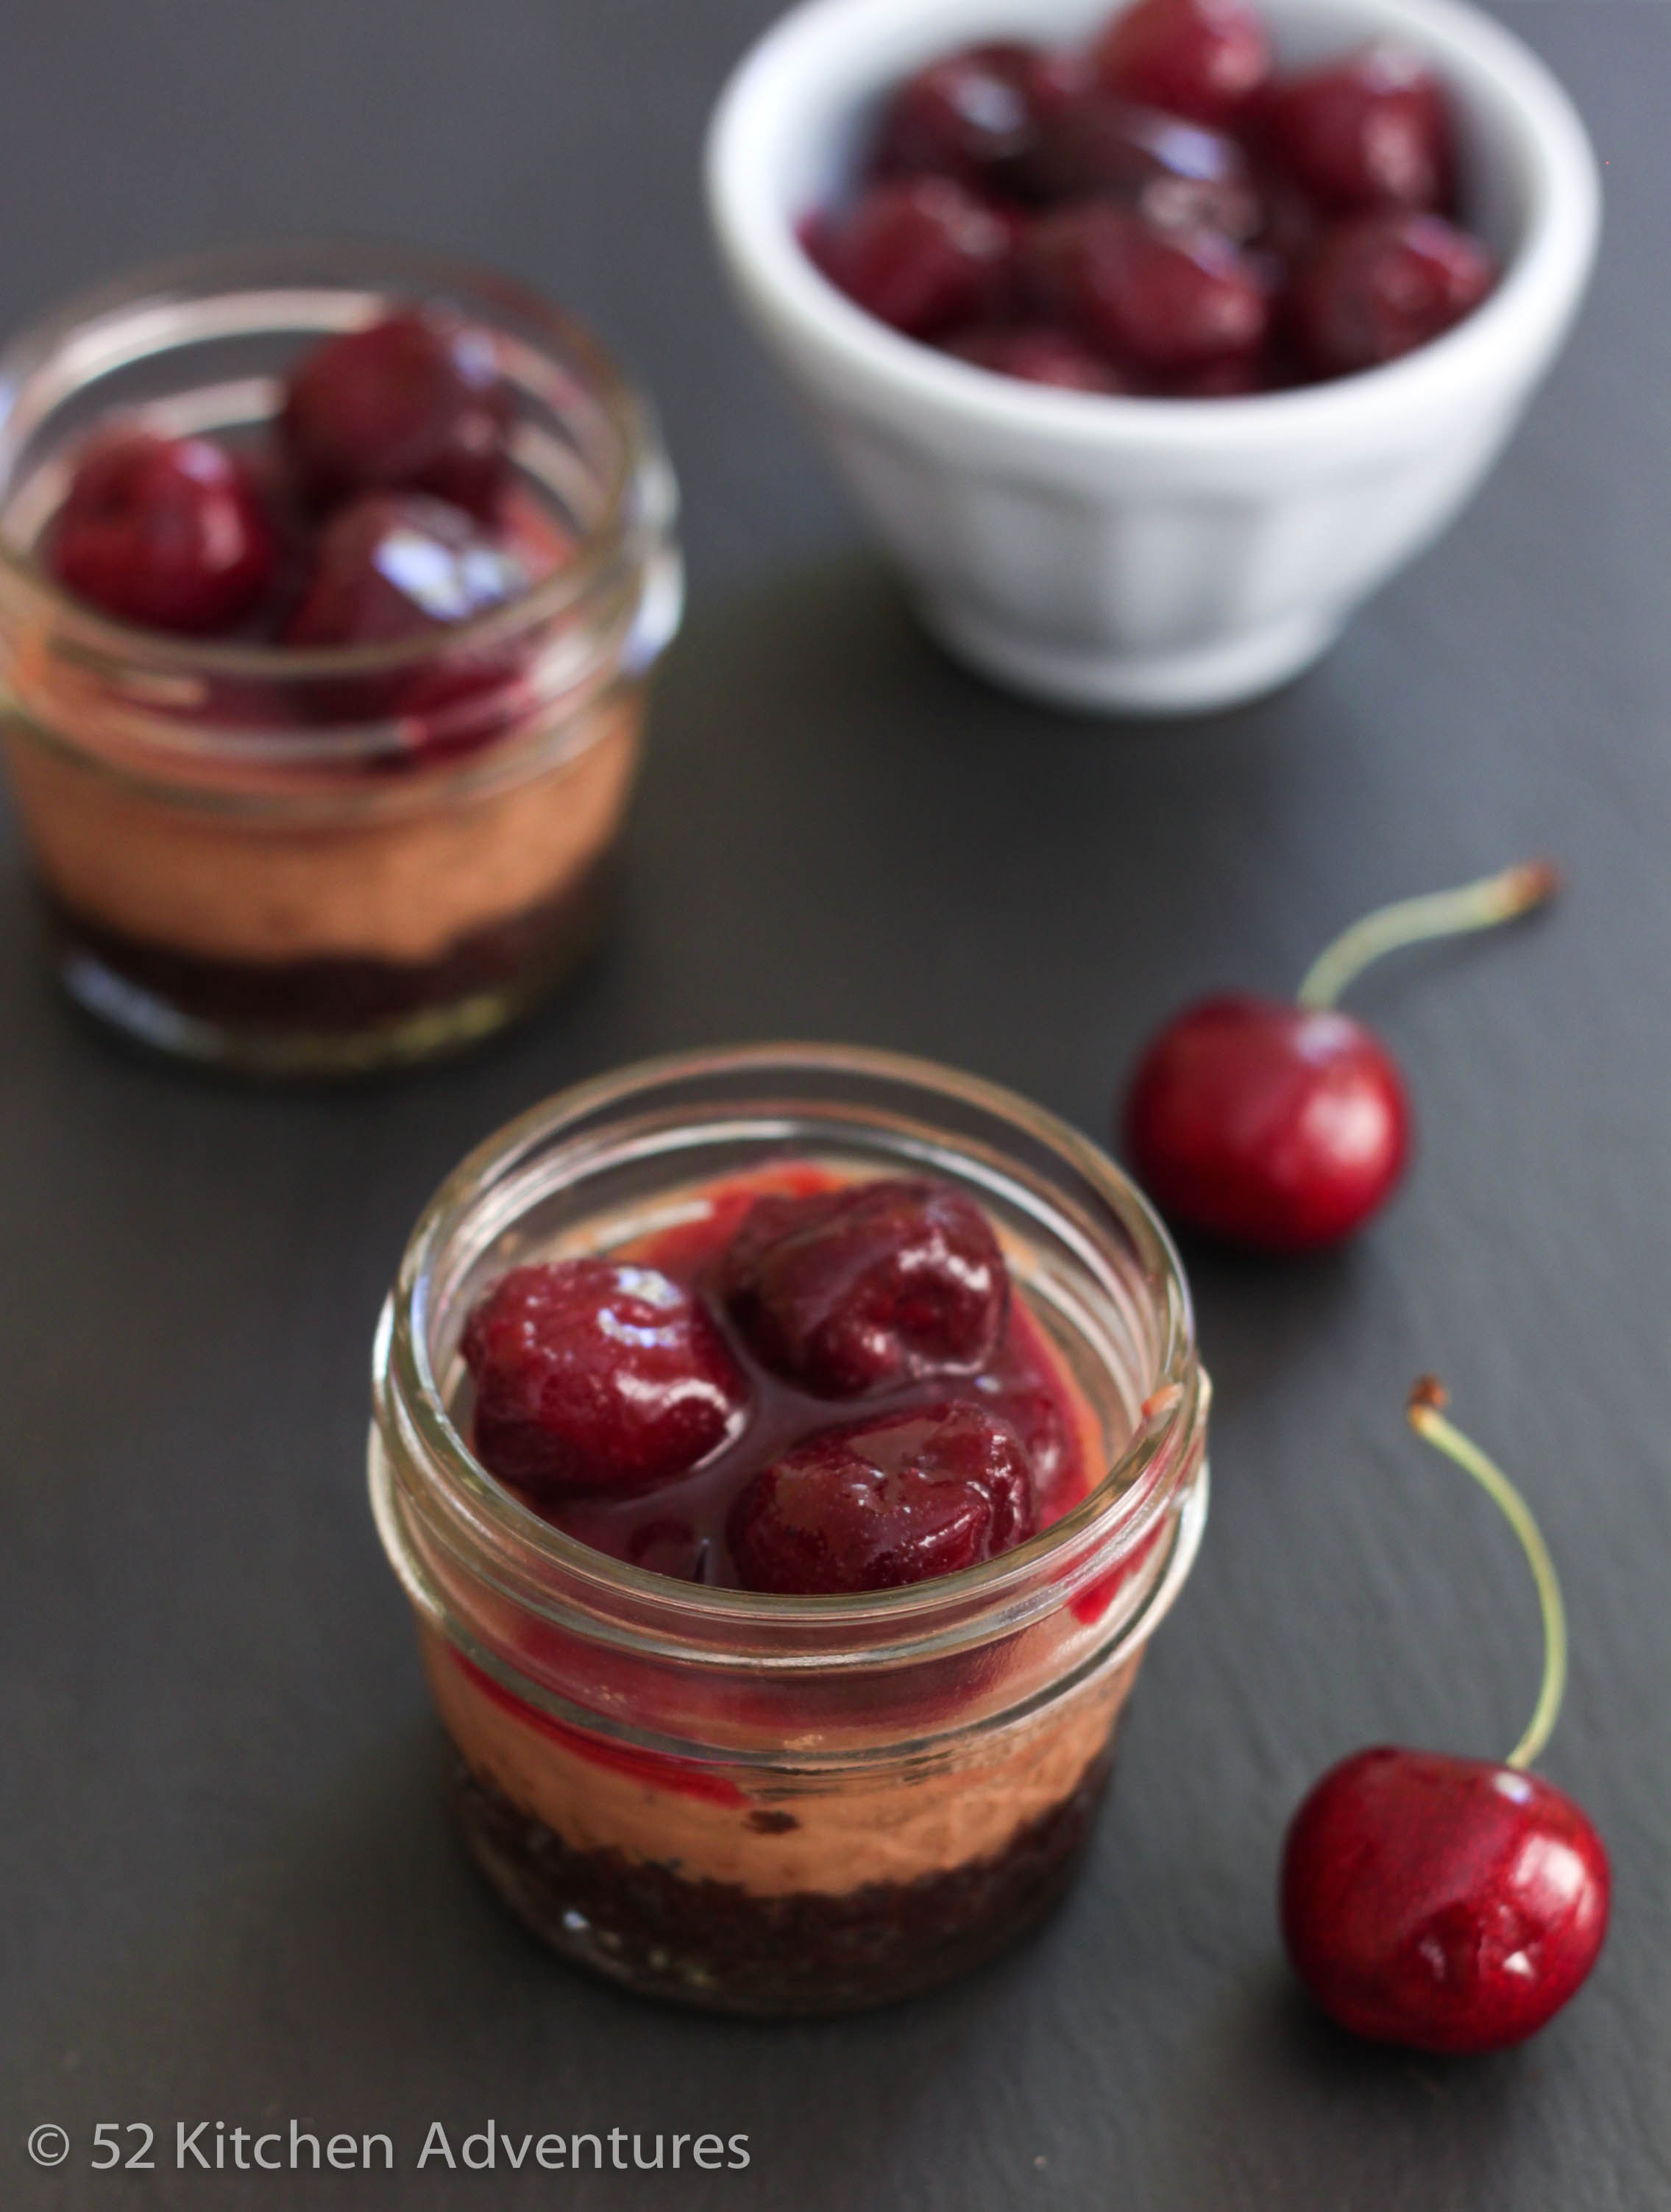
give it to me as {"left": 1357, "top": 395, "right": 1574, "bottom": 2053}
{"left": 461, "top": 1259, "right": 748, "bottom": 1498}
{"left": 280, "top": 309, "right": 514, "bottom": 521}
{"left": 1282, "top": 1748, "right": 1610, "bottom": 2053}
{"left": 1292, "top": 211, "right": 1495, "bottom": 377}
{"left": 1028, "top": 96, "right": 1263, "bottom": 242}
{"left": 1265, "top": 43, "right": 1453, "bottom": 213}
{"left": 1123, "top": 863, "right": 1556, "bottom": 1253}
{"left": 809, "top": 178, "right": 1014, "bottom": 337}
{"left": 874, "top": 43, "right": 1049, "bottom": 196}
{"left": 722, "top": 1176, "right": 1008, "bottom": 1398}
{"left": 729, "top": 1401, "right": 1037, "bottom": 1594}
{"left": 1281, "top": 1382, "right": 1610, "bottom": 2053}
{"left": 1126, "top": 996, "right": 1410, "bottom": 1251}
{"left": 945, "top": 324, "right": 1129, "bottom": 392}
{"left": 1022, "top": 205, "right": 1268, "bottom": 373}
{"left": 1091, "top": 0, "right": 1272, "bottom": 125}
{"left": 48, "top": 432, "right": 277, "bottom": 636}
{"left": 283, "top": 492, "right": 527, "bottom": 652}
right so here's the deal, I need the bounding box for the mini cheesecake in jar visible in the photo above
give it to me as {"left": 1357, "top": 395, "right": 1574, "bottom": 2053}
{"left": 0, "top": 243, "right": 681, "bottom": 1073}
{"left": 372, "top": 1044, "right": 1210, "bottom": 2012}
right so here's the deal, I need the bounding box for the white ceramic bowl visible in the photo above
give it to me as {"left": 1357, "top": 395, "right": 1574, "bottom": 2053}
{"left": 706, "top": 0, "right": 1600, "bottom": 714}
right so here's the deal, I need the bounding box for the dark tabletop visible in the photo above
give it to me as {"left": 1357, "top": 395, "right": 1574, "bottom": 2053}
{"left": 2, "top": 3, "right": 1667, "bottom": 2208}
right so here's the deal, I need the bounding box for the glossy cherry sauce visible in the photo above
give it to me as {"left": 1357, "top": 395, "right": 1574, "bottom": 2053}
{"left": 462, "top": 1165, "right": 1098, "bottom": 1588}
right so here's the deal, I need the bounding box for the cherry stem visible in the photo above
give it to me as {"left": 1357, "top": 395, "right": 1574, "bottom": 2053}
{"left": 1406, "top": 1377, "right": 1567, "bottom": 1772}
{"left": 1296, "top": 861, "right": 1561, "bottom": 1011}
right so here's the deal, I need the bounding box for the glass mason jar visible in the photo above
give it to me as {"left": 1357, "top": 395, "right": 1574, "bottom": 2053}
{"left": 0, "top": 244, "right": 681, "bottom": 1074}
{"left": 370, "top": 1045, "right": 1210, "bottom": 2014}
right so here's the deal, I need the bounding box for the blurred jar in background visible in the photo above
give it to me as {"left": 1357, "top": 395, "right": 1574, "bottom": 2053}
{"left": 0, "top": 244, "right": 681, "bottom": 1075}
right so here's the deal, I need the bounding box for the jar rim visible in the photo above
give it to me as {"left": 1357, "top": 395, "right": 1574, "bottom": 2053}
{"left": 375, "top": 1041, "right": 1210, "bottom": 1663}
{"left": 0, "top": 239, "right": 670, "bottom": 767}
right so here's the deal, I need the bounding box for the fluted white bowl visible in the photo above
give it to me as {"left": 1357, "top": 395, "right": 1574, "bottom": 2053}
{"left": 706, "top": 0, "right": 1600, "bottom": 714}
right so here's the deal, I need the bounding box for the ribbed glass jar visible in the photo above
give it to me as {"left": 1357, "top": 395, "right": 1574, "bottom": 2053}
{"left": 371, "top": 1045, "right": 1210, "bottom": 2013}
{"left": 0, "top": 243, "right": 681, "bottom": 1073}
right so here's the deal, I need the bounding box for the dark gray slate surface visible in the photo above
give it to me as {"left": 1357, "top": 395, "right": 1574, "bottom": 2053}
{"left": 1, "top": 4, "right": 1667, "bottom": 2208}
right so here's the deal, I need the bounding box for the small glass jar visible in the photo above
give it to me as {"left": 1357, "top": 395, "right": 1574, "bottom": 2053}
{"left": 0, "top": 243, "right": 681, "bottom": 1074}
{"left": 370, "top": 1045, "right": 1210, "bottom": 2014}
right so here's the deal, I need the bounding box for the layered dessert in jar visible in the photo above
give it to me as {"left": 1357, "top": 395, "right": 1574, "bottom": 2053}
{"left": 0, "top": 245, "right": 681, "bottom": 1073}
{"left": 371, "top": 1045, "right": 1210, "bottom": 2012}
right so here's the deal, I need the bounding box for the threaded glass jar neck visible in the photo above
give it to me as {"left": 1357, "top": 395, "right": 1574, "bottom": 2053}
{"left": 0, "top": 241, "right": 681, "bottom": 786}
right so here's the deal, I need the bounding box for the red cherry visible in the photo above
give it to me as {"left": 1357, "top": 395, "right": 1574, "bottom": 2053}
{"left": 1125, "top": 996, "right": 1410, "bottom": 1251}
{"left": 1293, "top": 210, "right": 1496, "bottom": 377}
{"left": 48, "top": 432, "right": 277, "bottom": 635}
{"left": 1282, "top": 1748, "right": 1610, "bottom": 2053}
{"left": 873, "top": 43, "right": 1049, "bottom": 196}
{"left": 1022, "top": 203, "right": 1268, "bottom": 376}
{"left": 1091, "top": 0, "right": 1272, "bottom": 125}
{"left": 1026, "top": 96, "right": 1264, "bottom": 243}
{"left": 283, "top": 491, "right": 526, "bottom": 652}
{"left": 1281, "top": 1381, "right": 1609, "bottom": 2054}
{"left": 1265, "top": 43, "right": 1454, "bottom": 213}
{"left": 722, "top": 1176, "right": 1008, "bottom": 1399}
{"left": 461, "top": 1259, "right": 748, "bottom": 1498}
{"left": 943, "top": 324, "right": 1129, "bottom": 392}
{"left": 283, "top": 491, "right": 530, "bottom": 744}
{"left": 807, "top": 177, "right": 1013, "bottom": 337}
{"left": 280, "top": 309, "right": 514, "bottom": 521}
{"left": 1122, "top": 864, "right": 1557, "bottom": 1251}
{"left": 729, "top": 1401, "right": 1038, "bottom": 1594}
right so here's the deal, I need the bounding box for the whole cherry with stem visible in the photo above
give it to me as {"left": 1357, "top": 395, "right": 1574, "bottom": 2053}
{"left": 1281, "top": 1379, "right": 1609, "bottom": 2054}
{"left": 1123, "top": 859, "right": 1560, "bottom": 1252}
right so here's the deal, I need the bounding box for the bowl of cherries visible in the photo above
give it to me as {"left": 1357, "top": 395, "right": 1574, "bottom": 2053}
{"left": 707, "top": 0, "right": 1599, "bottom": 714}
